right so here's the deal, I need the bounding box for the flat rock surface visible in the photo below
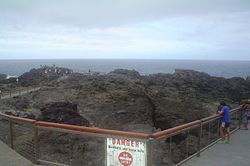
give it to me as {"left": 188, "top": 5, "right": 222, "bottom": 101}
{"left": 183, "top": 128, "right": 250, "bottom": 166}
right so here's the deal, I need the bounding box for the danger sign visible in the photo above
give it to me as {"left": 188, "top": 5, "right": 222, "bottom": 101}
{"left": 106, "top": 138, "right": 146, "bottom": 166}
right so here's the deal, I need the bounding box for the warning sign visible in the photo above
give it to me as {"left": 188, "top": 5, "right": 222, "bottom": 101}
{"left": 106, "top": 138, "right": 146, "bottom": 166}
{"left": 118, "top": 152, "right": 133, "bottom": 166}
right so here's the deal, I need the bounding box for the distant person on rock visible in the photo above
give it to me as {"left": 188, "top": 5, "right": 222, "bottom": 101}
{"left": 217, "top": 101, "right": 231, "bottom": 144}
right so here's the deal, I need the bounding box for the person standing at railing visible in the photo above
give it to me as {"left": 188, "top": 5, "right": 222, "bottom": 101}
{"left": 217, "top": 104, "right": 223, "bottom": 120}
{"left": 217, "top": 101, "right": 231, "bottom": 144}
{"left": 241, "top": 102, "right": 250, "bottom": 130}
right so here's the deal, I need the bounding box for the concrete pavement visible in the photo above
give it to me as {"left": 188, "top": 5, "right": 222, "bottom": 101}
{"left": 0, "top": 141, "right": 34, "bottom": 166}
{"left": 183, "top": 128, "right": 250, "bottom": 166}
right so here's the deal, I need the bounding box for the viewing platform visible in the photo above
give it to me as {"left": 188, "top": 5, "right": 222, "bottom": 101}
{"left": 183, "top": 128, "right": 250, "bottom": 166}
{"left": 0, "top": 127, "right": 250, "bottom": 166}
{"left": 0, "top": 126, "right": 249, "bottom": 166}
{"left": 0, "top": 140, "right": 34, "bottom": 166}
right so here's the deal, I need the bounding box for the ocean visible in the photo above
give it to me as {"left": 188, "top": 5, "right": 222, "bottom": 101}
{"left": 0, "top": 59, "right": 250, "bottom": 78}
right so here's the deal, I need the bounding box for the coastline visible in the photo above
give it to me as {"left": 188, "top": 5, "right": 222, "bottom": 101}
{"left": 1, "top": 59, "right": 250, "bottom": 78}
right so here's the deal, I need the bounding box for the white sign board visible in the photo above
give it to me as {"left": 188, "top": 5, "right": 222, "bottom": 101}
{"left": 106, "top": 138, "right": 146, "bottom": 166}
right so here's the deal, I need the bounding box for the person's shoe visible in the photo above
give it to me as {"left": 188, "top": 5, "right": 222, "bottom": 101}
{"left": 226, "top": 140, "right": 230, "bottom": 144}
{"left": 218, "top": 140, "right": 226, "bottom": 144}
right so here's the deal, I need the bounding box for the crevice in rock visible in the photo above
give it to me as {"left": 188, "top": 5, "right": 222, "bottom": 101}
{"left": 143, "top": 88, "right": 157, "bottom": 128}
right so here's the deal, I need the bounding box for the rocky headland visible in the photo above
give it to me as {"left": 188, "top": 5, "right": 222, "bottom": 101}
{"left": 0, "top": 66, "right": 250, "bottom": 165}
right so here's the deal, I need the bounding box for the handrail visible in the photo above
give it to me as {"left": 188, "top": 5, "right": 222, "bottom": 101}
{"left": 34, "top": 121, "right": 150, "bottom": 139}
{"left": 0, "top": 113, "right": 36, "bottom": 124}
{"left": 0, "top": 105, "right": 244, "bottom": 166}
{"left": 201, "top": 107, "right": 240, "bottom": 123}
{"left": 201, "top": 114, "right": 219, "bottom": 123}
{"left": 0, "top": 106, "right": 242, "bottom": 140}
{"left": 151, "top": 107, "right": 241, "bottom": 139}
{"left": 150, "top": 120, "right": 201, "bottom": 139}
{"left": 0, "top": 112, "right": 10, "bottom": 120}
{"left": 230, "top": 107, "right": 241, "bottom": 113}
{"left": 0, "top": 112, "right": 149, "bottom": 139}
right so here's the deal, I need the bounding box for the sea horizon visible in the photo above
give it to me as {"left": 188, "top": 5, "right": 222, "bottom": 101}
{"left": 0, "top": 59, "right": 250, "bottom": 79}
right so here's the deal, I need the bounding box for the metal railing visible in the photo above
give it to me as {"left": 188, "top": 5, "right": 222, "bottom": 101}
{"left": 0, "top": 87, "right": 40, "bottom": 100}
{"left": 150, "top": 107, "right": 241, "bottom": 165}
{"left": 0, "top": 107, "right": 243, "bottom": 166}
{"left": 0, "top": 112, "right": 150, "bottom": 166}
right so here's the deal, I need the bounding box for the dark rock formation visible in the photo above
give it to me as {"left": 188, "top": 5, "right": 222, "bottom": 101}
{"left": 5, "top": 96, "right": 30, "bottom": 111}
{"left": 142, "top": 69, "right": 250, "bottom": 130}
{"left": 6, "top": 68, "right": 250, "bottom": 132}
{"left": 0, "top": 76, "right": 17, "bottom": 86}
{"left": 18, "top": 66, "right": 72, "bottom": 86}
{"left": 67, "top": 74, "right": 154, "bottom": 132}
{"left": 0, "top": 73, "right": 7, "bottom": 80}
{"left": 108, "top": 69, "right": 141, "bottom": 78}
{"left": 2, "top": 68, "right": 250, "bottom": 165}
{"left": 18, "top": 68, "right": 49, "bottom": 86}
{"left": 38, "top": 102, "right": 90, "bottom": 126}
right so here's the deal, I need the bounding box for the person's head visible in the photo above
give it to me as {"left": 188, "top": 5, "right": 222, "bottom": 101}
{"left": 217, "top": 104, "right": 222, "bottom": 111}
{"left": 220, "top": 101, "right": 226, "bottom": 106}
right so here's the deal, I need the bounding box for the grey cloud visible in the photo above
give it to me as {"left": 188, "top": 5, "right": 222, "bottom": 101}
{"left": 1, "top": 0, "right": 250, "bottom": 27}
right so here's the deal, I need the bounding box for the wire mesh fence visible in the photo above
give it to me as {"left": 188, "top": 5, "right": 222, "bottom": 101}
{"left": 38, "top": 128, "right": 106, "bottom": 166}
{"left": 0, "top": 118, "right": 10, "bottom": 145}
{"left": 12, "top": 122, "right": 36, "bottom": 162}
{"left": 149, "top": 109, "right": 241, "bottom": 166}
{"left": 0, "top": 87, "right": 40, "bottom": 99}
{"left": 151, "top": 125, "right": 203, "bottom": 165}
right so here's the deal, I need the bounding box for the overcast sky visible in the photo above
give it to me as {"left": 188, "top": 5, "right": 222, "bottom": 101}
{"left": 0, "top": 0, "right": 250, "bottom": 60}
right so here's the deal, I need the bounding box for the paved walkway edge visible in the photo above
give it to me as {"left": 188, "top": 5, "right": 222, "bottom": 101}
{"left": 0, "top": 141, "right": 34, "bottom": 166}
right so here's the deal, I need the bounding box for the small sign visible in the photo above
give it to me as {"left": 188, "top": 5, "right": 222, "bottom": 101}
{"left": 106, "top": 138, "right": 146, "bottom": 166}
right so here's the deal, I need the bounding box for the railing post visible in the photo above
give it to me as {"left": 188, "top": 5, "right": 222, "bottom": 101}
{"left": 186, "top": 130, "right": 190, "bottom": 158}
{"left": 238, "top": 109, "right": 242, "bottom": 129}
{"left": 208, "top": 122, "right": 211, "bottom": 144}
{"left": 169, "top": 136, "right": 172, "bottom": 159}
{"left": 105, "top": 138, "right": 107, "bottom": 166}
{"left": 146, "top": 138, "right": 153, "bottom": 166}
{"left": 197, "top": 120, "right": 202, "bottom": 157}
{"left": 34, "top": 126, "right": 39, "bottom": 164}
{"left": 9, "top": 120, "right": 14, "bottom": 149}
